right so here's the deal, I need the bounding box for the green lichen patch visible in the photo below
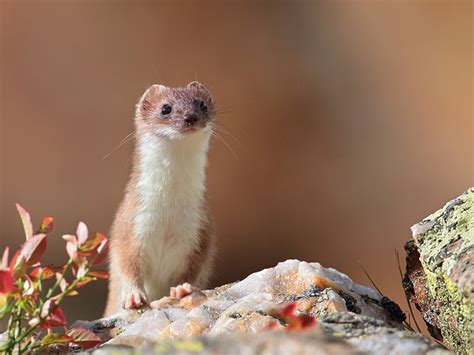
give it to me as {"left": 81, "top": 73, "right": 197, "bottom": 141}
{"left": 410, "top": 187, "right": 473, "bottom": 353}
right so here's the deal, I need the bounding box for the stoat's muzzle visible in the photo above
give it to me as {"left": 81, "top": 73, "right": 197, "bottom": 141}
{"left": 136, "top": 81, "right": 215, "bottom": 139}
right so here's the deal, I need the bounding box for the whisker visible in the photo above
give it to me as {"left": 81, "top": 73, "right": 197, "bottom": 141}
{"left": 212, "top": 119, "right": 237, "bottom": 132}
{"left": 212, "top": 124, "right": 241, "bottom": 145}
{"left": 212, "top": 120, "right": 233, "bottom": 130}
{"left": 211, "top": 129, "right": 238, "bottom": 160}
{"left": 213, "top": 118, "right": 249, "bottom": 143}
{"left": 213, "top": 109, "right": 233, "bottom": 116}
{"left": 103, "top": 131, "right": 135, "bottom": 160}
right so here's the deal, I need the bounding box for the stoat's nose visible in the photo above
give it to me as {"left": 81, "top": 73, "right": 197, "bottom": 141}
{"left": 184, "top": 113, "right": 199, "bottom": 126}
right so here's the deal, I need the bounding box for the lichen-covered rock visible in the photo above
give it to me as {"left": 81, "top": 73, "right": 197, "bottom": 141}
{"left": 404, "top": 188, "right": 474, "bottom": 353}
{"left": 75, "top": 260, "right": 445, "bottom": 354}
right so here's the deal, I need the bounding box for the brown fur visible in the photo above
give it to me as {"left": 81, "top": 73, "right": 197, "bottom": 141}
{"left": 104, "top": 82, "right": 215, "bottom": 316}
{"left": 104, "top": 167, "right": 141, "bottom": 316}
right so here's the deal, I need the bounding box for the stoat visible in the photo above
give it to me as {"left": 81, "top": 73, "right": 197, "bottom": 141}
{"left": 104, "top": 82, "right": 216, "bottom": 316}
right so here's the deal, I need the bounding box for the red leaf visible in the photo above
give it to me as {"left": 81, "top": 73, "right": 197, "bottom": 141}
{"left": 91, "top": 234, "right": 108, "bottom": 265}
{"left": 76, "top": 277, "right": 94, "bottom": 288}
{"left": 9, "top": 250, "right": 26, "bottom": 277}
{"left": 87, "top": 270, "right": 109, "bottom": 279}
{"left": 280, "top": 302, "right": 297, "bottom": 318}
{"left": 66, "top": 242, "right": 78, "bottom": 263}
{"left": 267, "top": 302, "right": 317, "bottom": 333}
{"left": 66, "top": 289, "right": 79, "bottom": 296}
{"left": 19, "top": 234, "right": 47, "bottom": 266}
{"left": 63, "top": 235, "right": 78, "bottom": 262}
{"left": 22, "top": 275, "right": 35, "bottom": 296}
{"left": 9, "top": 250, "right": 19, "bottom": 270}
{"left": 0, "top": 270, "right": 15, "bottom": 293}
{"left": 62, "top": 234, "right": 77, "bottom": 245}
{"left": 76, "top": 222, "right": 88, "bottom": 245}
{"left": 264, "top": 320, "right": 279, "bottom": 330}
{"left": 28, "top": 317, "right": 40, "bottom": 327}
{"left": 16, "top": 203, "right": 33, "bottom": 240}
{"left": 30, "top": 266, "right": 55, "bottom": 280}
{"left": 80, "top": 232, "right": 105, "bottom": 252}
{"left": 285, "top": 315, "right": 317, "bottom": 331}
{"left": 41, "top": 300, "right": 67, "bottom": 328}
{"left": 55, "top": 272, "right": 68, "bottom": 292}
{"left": 77, "top": 250, "right": 93, "bottom": 258}
{"left": 38, "top": 216, "right": 54, "bottom": 234}
{"left": 66, "top": 327, "right": 102, "bottom": 349}
{"left": 76, "top": 261, "right": 88, "bottom": 279}
{"left": 299, "top": 314, "right": 317, "bottom": 328}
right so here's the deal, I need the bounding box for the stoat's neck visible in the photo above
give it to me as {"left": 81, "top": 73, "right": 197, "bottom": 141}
{"left": 133, "top": 129, "right": 211, "bottom": 217}
{"left": 137, "top": 129, "right": 210, "bottom": 174}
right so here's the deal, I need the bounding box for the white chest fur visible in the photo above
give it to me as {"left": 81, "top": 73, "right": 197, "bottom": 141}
{"left": 134, "top": 130, "right": 211, "bottom": 299}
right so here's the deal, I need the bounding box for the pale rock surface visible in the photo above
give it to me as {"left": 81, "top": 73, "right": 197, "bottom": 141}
{"left": 78, "top": 260, "right": 446, "bottom": 354}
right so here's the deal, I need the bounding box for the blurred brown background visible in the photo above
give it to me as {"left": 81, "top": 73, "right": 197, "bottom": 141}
{"left": 0, "top": 0, "right": 472, "bottom": 330}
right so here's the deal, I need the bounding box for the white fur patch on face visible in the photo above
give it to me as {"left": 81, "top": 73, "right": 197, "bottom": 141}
{"left": 155, "top": 123, "right": 212, "bottom": 140}
{"left": 155, "top": 125, "right": 181, "bottom": 139}
{"left": 133, "top": 129, "right": 211, "bottom": 301}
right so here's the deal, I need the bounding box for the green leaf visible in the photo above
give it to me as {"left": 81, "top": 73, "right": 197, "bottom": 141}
{"left": 0, "top": 337, "right": 13, "bottom": 351}
{"left": 41, "top": 332, "right": 73, "bottom": 346}
{"left": 18, "top": 297, "right": 36, "bottom": 314}
{"left": 0, "top": 294, "right": 14, "bottom": 319}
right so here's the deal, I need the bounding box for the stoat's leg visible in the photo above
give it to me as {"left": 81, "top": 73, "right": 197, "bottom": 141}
{"left": 122, "top": 281, "right": 148, "bottom": 309}
{"left": 170, "top": 282, "right": 194, "bottom": 299}
{"left": 117, "top": 240, "right": 148, "bottom": 309}
{"left": 174, "top": 222, "right": 215, "bottom": 285}
{"left": 109, "top": 207, "right": 149, "bottom": 310}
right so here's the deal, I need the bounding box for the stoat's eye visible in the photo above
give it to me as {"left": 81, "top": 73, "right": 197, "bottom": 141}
{"left": 161, "top": 104, "right": 172, "bottom": 116}
{"left": 199, "top": 101, "right": 208, "bottom": 114}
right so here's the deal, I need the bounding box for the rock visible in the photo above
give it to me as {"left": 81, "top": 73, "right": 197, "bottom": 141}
{"left": 77, "top": 260, "right": 446, "bottom": 354}
{"left": 93, "top": 329, "right": 358, "bottom": 355}
{"left": 320, "top": 313, "right": 445, "bottom": 355}
{"left": 404, "top": 188, "right": 473, "bottom": 353}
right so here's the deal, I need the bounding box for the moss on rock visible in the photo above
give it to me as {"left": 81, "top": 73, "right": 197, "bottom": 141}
{"left": 405, "top": 187, "right": 474, "bottom": 353}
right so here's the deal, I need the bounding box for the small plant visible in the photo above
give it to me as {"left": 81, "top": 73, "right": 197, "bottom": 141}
{"left": 266, "top": 302, "right": 317, "bottom": 331}
{"left": 0, "top": 204, "right": 109, "bottom": 354}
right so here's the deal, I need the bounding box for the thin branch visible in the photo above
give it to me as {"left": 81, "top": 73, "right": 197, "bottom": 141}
{"left": 357, "top": 260, "right": 383, "bottom": 296}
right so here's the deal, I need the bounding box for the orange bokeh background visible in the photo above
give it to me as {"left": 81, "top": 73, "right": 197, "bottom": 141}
{"left": 1, "top": 0, "right": 472, "bottom": 329}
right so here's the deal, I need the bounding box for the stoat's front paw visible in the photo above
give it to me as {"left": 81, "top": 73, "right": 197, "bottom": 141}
{"left": 122, "top": 285, "right": 148, "bottom": 309}
{"left": 170, "top": 282, "right": 194, "bottom": 299}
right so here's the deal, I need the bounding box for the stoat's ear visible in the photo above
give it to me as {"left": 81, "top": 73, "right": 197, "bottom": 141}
{"left": 187, "top": 81, "right": 213, "bottom": 102}
{"left": 137, "top": 84, "right": 166, "bottom": 116}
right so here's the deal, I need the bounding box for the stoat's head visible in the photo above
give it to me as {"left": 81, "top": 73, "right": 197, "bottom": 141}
{"left": 135, "top": 81, "right": 214, "bottom": 139}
